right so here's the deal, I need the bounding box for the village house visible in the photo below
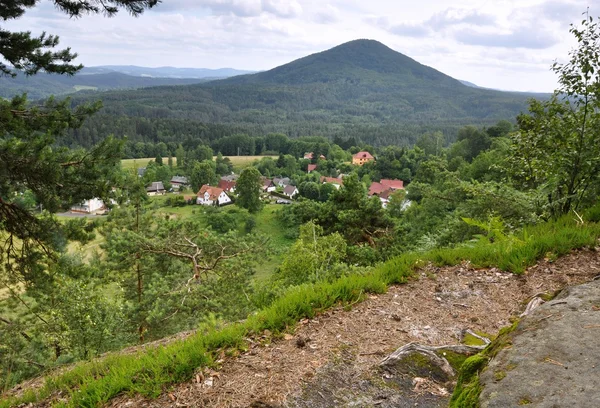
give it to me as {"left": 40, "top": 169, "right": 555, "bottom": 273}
{"left": 283, "top": 184, "right": 299, "bottom": 199}
{"left": 352, "top": 151, "right": 375, "bottom": 166}
{"left": 71, "top": 198, "right": 105, "bottom": 214}
{"left": 262, "top": 178, "right": 276, "bottom": 193}
{"left": 307, "top": 164, "right": 318, "bottom": 173}
{"left": 273, "top": 177, "right": 291, "bottom": 188}
{"left": 146, "top": 181, "right": 166, "bottom": 196}
{"left": 196, "top": 185, "right": 232, "bottom": 206}
{"left": 378, "top": 189, "right": 392, "bottom": 208}
{"left": 320, "top": 176, "right": 344, "bottom": 189}
{"left": 368, "top": 178, "right": 405, "bottom": 208}
{"left": 170, "top": 176, "right": 189, "bottom": 191}
{"left": 368, "top": 182, "right": 388, "bottom": 196}
{"left": 217, "top": 179, "right": 237, "bottom": 193}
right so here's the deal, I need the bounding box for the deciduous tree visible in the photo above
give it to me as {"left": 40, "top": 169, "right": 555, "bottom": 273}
{"left": 510, "top": 12, "right": 600, "bottom": 215}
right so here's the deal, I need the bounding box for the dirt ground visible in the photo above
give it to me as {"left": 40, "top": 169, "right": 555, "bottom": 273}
{"left": 108, "top": 247, "right": 600, "bottom": 408}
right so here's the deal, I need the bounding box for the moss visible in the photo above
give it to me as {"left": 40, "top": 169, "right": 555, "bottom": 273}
{"left": 518, "top": 397, "right": 532, "bottom": 405}
{"left": 493, "top": 370, "right": 506, "bottom": 381}
{"left": 449, "top": 355, "right": 488, "bottom": 408}
{"left": 462, "top": 333, "right": 488, "bottom": 347}
{"left": 450, "top": 320, "right": 521, "bottom": 407}
{"left": 435, "top": 349, "right": 471, "bottom": 372}
{"left": 402, "top": 352, "right": 448, "bottom": 382}
{"left": 540, "top": 291, "right": 560, "bottom": 302}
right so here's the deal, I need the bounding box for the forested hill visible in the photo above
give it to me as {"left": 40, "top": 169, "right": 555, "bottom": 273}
{"left": 0, "top": 72, "right": 212, "bottom": 100}
{"left": 215, "top": 39, "right": 460, "bottom": 85}
{"left": 66, "top": 39, "right": 548, "bottom": 149}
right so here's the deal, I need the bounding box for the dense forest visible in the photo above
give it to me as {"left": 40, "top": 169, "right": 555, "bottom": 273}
{"left": 63, "top": 40, "right": 548, "bottom": 152}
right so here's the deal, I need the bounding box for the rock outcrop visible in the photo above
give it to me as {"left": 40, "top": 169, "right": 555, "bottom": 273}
{"left": 478, "top": 279, "right": 600, "bottom": 407}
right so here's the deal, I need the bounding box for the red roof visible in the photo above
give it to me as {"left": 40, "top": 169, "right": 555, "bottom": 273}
{"left": 218, "top": 179, "right": 236, "bottom": 192}
{"left": 307, "top": 164, "right": 318, "bottom": 172}
{"left": 380, "top": 179, "right": 404, "bottom": 190}
{"left": 368, "top": 182, "right": 387, "bottom": 196}
{"left": 353, "top": 151, "right": 374, "bottom": 160}
{"left": 197, "top": 185, "right": 225, "bottom": 200}
{"left": 320, "top": 176, "right": 343, "bottom": 185}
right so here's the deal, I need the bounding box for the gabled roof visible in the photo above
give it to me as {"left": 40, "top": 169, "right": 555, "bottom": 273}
{"left": 170, "top": 176, "right": 189, "bottom": 184}
{"left": 221, "top": 174, "right": 239, "bottom": 182}
{"left": 320, "top": 176, "right": 343, "bottom": 185}
{"left": 283, "top": 184, "right": 298, "bottom": 195}
{"left": 380, "top": 179, "right": 404, "bottom": 190}
{"left": 218, "top": 179, "right": 236, "bottom": 192}
{"left": 307, "top": 164, "right": 318, "bottom": 172}
{"left": 273, "top": 177, "right": 291, "bottom": 186}
{"left": 368, "top": 182, "right": 387, "bottom": 196}
{"left": 146, "top": 181, "right": 165, "bottom": 192}
{"left": 198, "top": 185, "right": 226, "bottom": 200}
{"left": 263, "top": 178, "right": 275, "bottom": 187}
{"left": 353, "top": 151, "right": 374, "bottom": 160}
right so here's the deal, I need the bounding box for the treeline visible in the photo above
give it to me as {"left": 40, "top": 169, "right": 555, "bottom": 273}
{"left": 65, "top": 112, "right": 475, "bottom": 155}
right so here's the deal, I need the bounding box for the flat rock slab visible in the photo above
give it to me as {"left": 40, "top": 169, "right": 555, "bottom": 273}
{"left": 480, "top": 279, "right": 600, "bottom": 407}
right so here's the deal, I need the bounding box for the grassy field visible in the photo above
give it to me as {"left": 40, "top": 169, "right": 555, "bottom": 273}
{"left": 73, "top": 85, "right": 98, "bottom": 91}
{"left": 121, "top": 156, "right": 277, "bottom": 171}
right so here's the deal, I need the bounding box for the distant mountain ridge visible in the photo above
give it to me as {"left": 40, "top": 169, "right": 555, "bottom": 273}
{"left": 0, "top": 66, "right": 254, "bottom": 100}
{"left": 81, "top": 66, "right": 256, "bottom": 79}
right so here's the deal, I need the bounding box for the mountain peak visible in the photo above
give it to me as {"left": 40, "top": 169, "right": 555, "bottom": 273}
{"left": 216, "top": 39, "right": 461, "bottom": 86}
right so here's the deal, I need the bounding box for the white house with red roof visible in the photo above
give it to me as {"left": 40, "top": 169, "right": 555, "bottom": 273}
{"left": 196, "top": 185, "right": 232, "bottom": 206}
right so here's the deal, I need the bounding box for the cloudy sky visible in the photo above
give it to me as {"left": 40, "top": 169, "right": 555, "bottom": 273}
{"left": 4, "top": 0, "right": 594, "bottom": 92}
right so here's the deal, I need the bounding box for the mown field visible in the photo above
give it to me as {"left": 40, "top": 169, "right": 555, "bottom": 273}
{"left": 121, "top": 156, "right": 278, "bottom": 171}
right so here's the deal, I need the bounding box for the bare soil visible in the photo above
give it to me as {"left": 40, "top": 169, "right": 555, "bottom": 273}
{"left": 108, "top": 247, "right": 600, "bottom": 408}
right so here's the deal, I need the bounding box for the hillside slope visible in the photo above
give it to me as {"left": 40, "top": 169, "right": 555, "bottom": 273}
{"left": 107, "top": 249, "right": 600, "bottom": 408}
{"left": 67, "top": 40, "right": 546, "bottom": 147}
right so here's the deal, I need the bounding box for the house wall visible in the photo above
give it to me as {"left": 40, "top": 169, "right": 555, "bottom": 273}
{"left": 218, "top": 193, "right": 232, "bottom": 206}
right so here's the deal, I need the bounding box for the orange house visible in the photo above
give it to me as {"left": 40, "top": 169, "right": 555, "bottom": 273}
{"left": 352, "top": 151, "right": 375, "bottom": 166}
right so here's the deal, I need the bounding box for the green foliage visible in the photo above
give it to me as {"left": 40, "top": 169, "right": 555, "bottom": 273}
{"left": 189, "top": 160, "right": 217, "bottom": 192}
{"left": 1, "top": 93, "right": 123, "bottom": 283}
{"left": 206, "top": 209, "right": 241, "bottom": 233}
{"left": 236, "top": 167, "right": 263, "bottom": 213}
{"left": 244, "top": 216, "right": 257, "bottom": 234}
{"left": 277, "top": 222, "right": 347, "bottom": 286}
{"left": 510, "top": 14, "right": 600, "bottom": 215}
